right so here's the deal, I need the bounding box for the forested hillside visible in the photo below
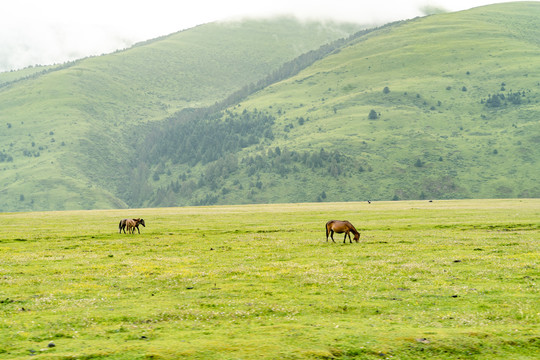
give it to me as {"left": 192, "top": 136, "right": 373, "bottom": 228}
{"left": 129, "top": 2, "right": 540, "bottom": 207}
{"left": 0, "top": 18, "right": 361, "bottom": 211}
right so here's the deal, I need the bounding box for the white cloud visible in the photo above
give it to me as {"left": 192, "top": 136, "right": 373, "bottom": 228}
{"left": 0, "top": 0, "right": 519, "bottom": 72}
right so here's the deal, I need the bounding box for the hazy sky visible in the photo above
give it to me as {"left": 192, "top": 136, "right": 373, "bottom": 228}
{"left": 1, "top": 0, "right": 518, "bottom": 72}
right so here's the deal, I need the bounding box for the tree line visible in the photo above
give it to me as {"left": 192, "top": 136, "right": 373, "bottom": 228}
{"left": 139, "top": 108, "right": 275, "bottom": 167}
{"left": 145, "top": 145, "right": 368, "bottom": 207}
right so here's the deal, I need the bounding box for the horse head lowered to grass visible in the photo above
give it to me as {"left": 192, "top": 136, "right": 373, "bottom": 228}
{"left": 325, "top": 220, "right": 360, "bottom": 243}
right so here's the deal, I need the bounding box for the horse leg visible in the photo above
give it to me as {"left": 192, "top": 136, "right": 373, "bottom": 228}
{"left": 137, "top": 225, "right": 140, "bottom": 234}
{"left": 330, "top": 230, "right": 336, "bottom": 243}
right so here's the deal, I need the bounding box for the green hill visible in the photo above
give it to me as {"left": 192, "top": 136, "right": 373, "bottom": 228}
{"left": 2, "top": 3, "right": 540, "bottom": 212}
{"left": 0, "top": 18, "right": 360, "bottom": 211}
{"left": 133, "top": 2, "right": 540, "bottom": 207}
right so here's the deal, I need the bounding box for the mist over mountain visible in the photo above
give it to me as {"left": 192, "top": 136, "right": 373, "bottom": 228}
{"left": 0, "top": 1, "right": 513, "bottom": 72}
{"left": 1, "top": 2, "right": 539, "bottom": 212}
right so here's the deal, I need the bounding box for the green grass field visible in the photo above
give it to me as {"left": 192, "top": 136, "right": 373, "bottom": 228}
{"left": 1, "top": 199, "right": 539, "bottom": 359}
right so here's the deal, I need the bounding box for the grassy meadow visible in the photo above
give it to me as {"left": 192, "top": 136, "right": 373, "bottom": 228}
{"left": 0, "top": 199, "right": 539, "bottom": 359}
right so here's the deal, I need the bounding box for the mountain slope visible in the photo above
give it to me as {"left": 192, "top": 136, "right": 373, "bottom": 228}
{"left": 136, "top": 2, "right": 540, "bottom": 206}
{"left": 2, "top": 3, "right": 539, "bottom": 211}
{"left": 0, "top": 18, "right": 361, "bottom": 212}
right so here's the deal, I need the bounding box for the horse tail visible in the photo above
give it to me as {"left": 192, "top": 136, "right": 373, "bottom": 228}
{"left": 325, "top": 223, "right": 329, "bottom": 239}
{"left": 119, "top": 220, "right": 122, "bottom": 233}
{"left": 325, "top": 221, "right": 332, "bottom": 240}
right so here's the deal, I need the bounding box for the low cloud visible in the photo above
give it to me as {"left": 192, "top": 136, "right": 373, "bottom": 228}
{"left": 0, "top": 24, "right": 137, "bottom": 72}
{"left": 419, "top": 5, "right": 449, "bottom": 15}
{"left": 0, "top": 0, "right": 504, "bottom": 72}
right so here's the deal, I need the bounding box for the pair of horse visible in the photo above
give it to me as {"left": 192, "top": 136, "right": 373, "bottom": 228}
{"left": 117, "top": 217, "right": 358, "bottom": 242}
{"left": 325, "top": 220, "right": 360, "bottom": 243}
{"left": 119, "top": 218, "right": 145, "bottom": 234}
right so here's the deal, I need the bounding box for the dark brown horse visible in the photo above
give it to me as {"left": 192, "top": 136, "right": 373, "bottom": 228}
{"left": 326, "top": 220, "right": 360, "bottom": 243}
{"left": 119, "top": 218, "right": 145, "bottom": 234}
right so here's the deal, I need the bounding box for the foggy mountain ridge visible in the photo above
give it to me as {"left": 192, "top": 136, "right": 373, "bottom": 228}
{"left": 1, "top": 2, "right": 539, "bottom": 211}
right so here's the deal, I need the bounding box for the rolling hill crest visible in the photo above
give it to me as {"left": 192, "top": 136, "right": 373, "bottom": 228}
{"left": 1, "top": 2, "right": 539, "bottom": 212}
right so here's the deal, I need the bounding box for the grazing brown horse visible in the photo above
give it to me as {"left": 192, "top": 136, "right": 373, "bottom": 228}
{"left": 119, "top": 218, "right": 145, "bottom": 234}
{"left": 326, "top": 220, "right": 360, "bottom": 243}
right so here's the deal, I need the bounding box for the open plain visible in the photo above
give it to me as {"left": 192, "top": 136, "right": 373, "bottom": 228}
{"left": 1, "top": 199, "right": 539, "bottom": 359}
